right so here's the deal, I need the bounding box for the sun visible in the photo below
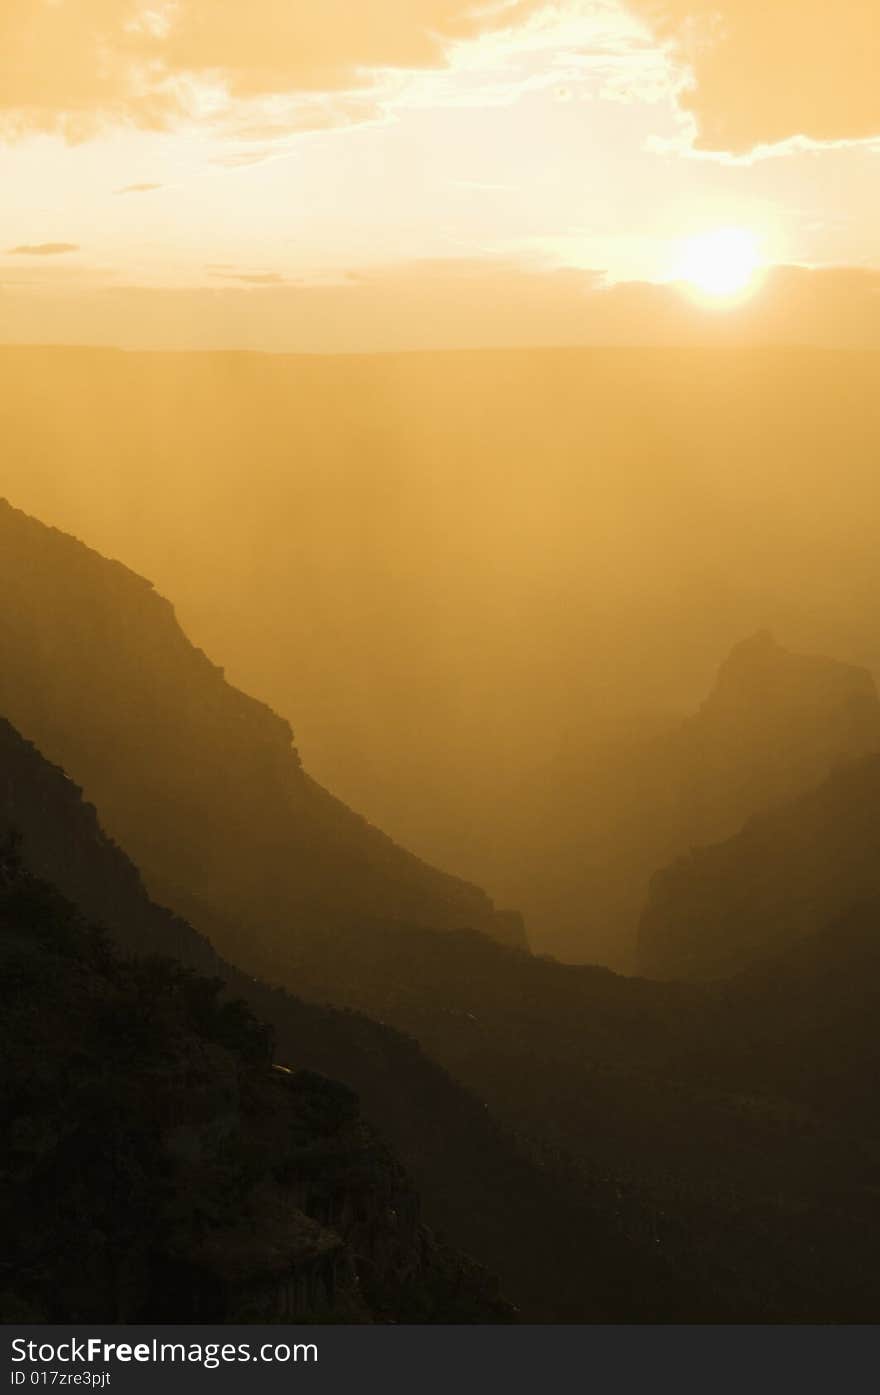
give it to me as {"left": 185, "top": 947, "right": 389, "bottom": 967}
{"left": 673, "top": 227, "right": 763, "bottom": 303}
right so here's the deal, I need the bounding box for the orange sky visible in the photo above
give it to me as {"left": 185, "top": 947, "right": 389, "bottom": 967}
{"left": 2, "top": 1, "right": 879, "bottom": 350}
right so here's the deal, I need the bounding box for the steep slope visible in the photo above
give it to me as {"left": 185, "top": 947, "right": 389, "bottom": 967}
{"left": 0, "top": 855, "right": 512, "bottom": 1324}
{"left": 0, "top": 716, "right": 220, "bottom": 972}
{"left": 0, "top": 715, "right": 612, "bottom": 1322}
{"left": 639, "top": 754, "right": 880, "bottom": 979}
{"left": 6, "top": 723, "right": 880, "bottom": 1322}
{"left": 7, "top": 502, "right": 880, "bottom": 1317}
{"left": 0, "top": 497, "right": 524, "bottom": 949}
{"left": 503, "top": 631, "right": 880, "bottom": 966}
{"left": 676, "top": 629, "right": 880, "bottom": 830}
{"left": 5, "top": 345, "right": 880, "bottom": 972}
{"left": 7, "top": 715, "right": 880, "bottom": 1320}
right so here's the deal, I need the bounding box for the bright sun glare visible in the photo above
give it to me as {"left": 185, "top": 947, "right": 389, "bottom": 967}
{"left": 674, "top": 227, "right": 763, "bottom": 302}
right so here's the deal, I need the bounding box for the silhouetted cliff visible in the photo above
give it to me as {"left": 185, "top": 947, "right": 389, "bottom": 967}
{"left": 0, "top": 497, "right": 525, "bottom": 950}
{"left": 678, "top": 630, "right": 880, "bottom": 832}
{"left": 0, "top": 857, "right": 512, "bottom": 1324}
{"left": 0, "top": 717, "right": 220, "bottom": 972}
{"left": 503, "top": 631, "right": 880, "bottom": 966}
{"left": 7, "top": 502, "right": 880, "bottom": 1319}
{"left": 640, "top": 754, "right": 880, "bottom": 979}
{"left": 6, "top": 711, "right": 880, "bottom": 1319}
{"left": 0, "top": 714, "right": 609, "bottom": 1321}
{"left": 7, "top": 345, "right": 880, "bottom": 975}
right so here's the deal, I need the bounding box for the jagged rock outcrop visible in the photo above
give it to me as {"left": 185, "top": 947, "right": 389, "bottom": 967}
{"left": 0, "top": 713, "right": 609, "bottom": 1321}
{"left": 0, "top": 717, "right": 220, "bottom": 973}
{"left": 673, "top": 629, "right": 880, "bottom": 837}
{"left": 8, "top": 344, "right": 880, "bottom": 979}
{"left": 0, "top": 498, "right": 525, "bottom": 950}
{"left": 7, "top": 711, "right": 880, "bottom": 1319}
{"left": 506, "top": 631, "right": 880, "bottom": 967}
{"left": 13, "top": 497, "right": 880, "bottom": 1319}
{"left": 639, "top": 753, "right": 880, "bottom": 980}
{"left": 0, "top": 862, "right": 512, "bottom": 1323}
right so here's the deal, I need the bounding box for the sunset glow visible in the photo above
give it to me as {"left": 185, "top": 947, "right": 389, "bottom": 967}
{"left": 4, "top": 0, "right": 880, "bottom": 1343}
{"left": 673, "top": 227, "right": 764, "bottom": 303}
{"left": 1, "top": 2, "right": 879, "bottom": 348}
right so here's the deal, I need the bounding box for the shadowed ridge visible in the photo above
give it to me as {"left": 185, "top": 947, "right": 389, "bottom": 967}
{"left": 0, "top": 710, "right": 608, "bottom": 1322}
{"left": 0, "top": 715, "right": 220, "bottom": 973}
{"left": 0, "top": 856, "right": 515, "bottom": 1324}
{"left": 508, "top": 630, "right": 880, "bottom": 968}
{"left": 696, "top": 629, "right": 880, "bottom": 754}
{"left": 640, "top": 752, "right": 880, "bottom": 979}
{"left": 6, "top": 699, "right": 880, "bottom": 1319}
{"left": 0, "top": 496, "right": 526, "bottom": 951}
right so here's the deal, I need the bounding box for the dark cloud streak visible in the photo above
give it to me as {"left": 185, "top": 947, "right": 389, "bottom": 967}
{"left": 1, "top": 259, "right": 879, "bottom": 353}
{"left": 210, "top": 270, "right": 288, "bottom": 285}
{"left": 7, "top": 243, "right": 80, "bottom": 256}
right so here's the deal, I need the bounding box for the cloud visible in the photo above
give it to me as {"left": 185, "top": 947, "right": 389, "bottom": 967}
{"left": 0, "top": 0, "right": 546, "bottom": 136}
{"left": 628, "top": 1, "right": 880, "bottom": 151}
{"left": 2, "top": 258, "right": 880, "bottom": 353}
{"left": 209, "top": 269, "right": 287, "bottom": 285}
{"left": 115, "top": 182, "right": 163, "bottom": 194}
{"left": 7, "top": 243, "right": 80, "bottom": 256}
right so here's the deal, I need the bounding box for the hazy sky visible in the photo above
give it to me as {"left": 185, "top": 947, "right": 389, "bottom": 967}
{"left": 3, "top": 1, "right": 879, "bottom": 349}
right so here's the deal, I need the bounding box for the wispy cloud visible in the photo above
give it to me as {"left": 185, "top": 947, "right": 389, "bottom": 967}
{"left": 209, "top": 269, "right": 288, "bottom": 285}
{"left": 115, "top": 183, "right": 163, "bottom": 195}
{"left": 7, "top": 243, "right": 80, "bottom": 256}
{"left": 0, "top": 0, "right": 547, "bottom": 137}
{"left": 209, "top": 92, "right": 389, "bottom": 167}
